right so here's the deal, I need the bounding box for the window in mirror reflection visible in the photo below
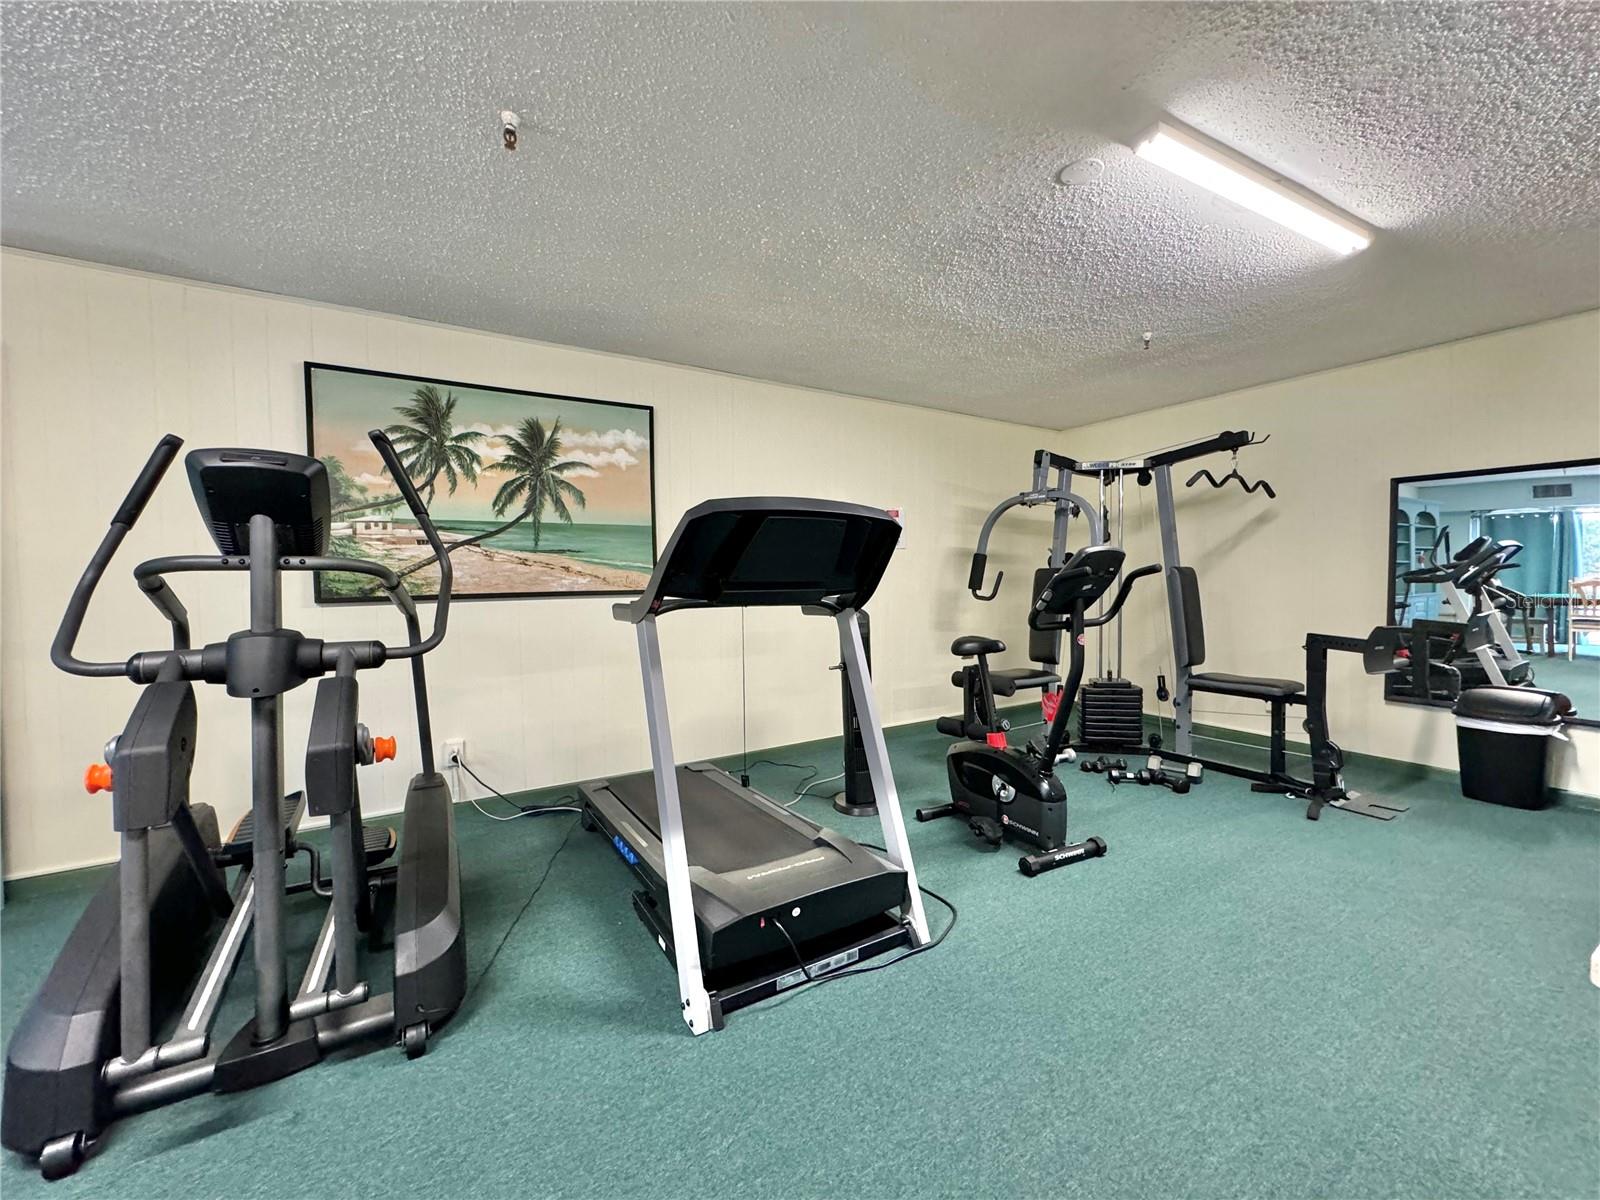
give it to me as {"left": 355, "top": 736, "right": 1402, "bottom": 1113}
{"left": 1386, "top": 460, "right": 1600, "bottom": 727}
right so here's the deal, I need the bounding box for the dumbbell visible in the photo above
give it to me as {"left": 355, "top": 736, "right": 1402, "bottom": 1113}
{"left": 1080, "top": 756, "right": 1127, "bottom": 775}
{"left": 1108, "top": 766, "right": 1191, "bottom": 794}
{"left": 1137, "top": 767, "right": 1192, "bottom": 795}
{"left": 1146, "top": 753, "right": 1203, "bottom": 785}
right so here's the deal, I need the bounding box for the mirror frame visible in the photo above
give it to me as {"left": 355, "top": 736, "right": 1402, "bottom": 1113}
{"left": 1385, "top": 456, "right": 1599, "bottom": 728}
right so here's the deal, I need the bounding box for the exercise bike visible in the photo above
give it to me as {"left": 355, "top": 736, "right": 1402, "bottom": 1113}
{"left": 918, "top": 545, "right": 1157, "bottom": 876}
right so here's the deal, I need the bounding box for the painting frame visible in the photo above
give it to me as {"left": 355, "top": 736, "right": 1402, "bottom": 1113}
{"left": 304, "top": 361, "right": 657, "bottom": 605}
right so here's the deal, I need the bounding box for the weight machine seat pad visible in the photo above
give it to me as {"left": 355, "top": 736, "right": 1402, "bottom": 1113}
{"left": 1188, "top": 672, "right": 1305, "bottom": 701}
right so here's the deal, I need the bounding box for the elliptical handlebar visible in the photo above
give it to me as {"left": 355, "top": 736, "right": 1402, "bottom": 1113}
{"left": 51, "top": 429, "right": 451, "bottom": 684}
{"left": 52, "top": 434, "right": 187, "bottom": 678}
{"left": 113, "top": 434, "right": 184, "bottom": 527}
{"left": 365, "top": 428, "right": 451, "bottom": 660}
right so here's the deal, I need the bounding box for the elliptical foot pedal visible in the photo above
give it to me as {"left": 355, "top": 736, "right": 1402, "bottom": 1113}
{"left": 362, "top": 823, "right": 398, "bottom": 865}
{"left": 217, "top": 791, "right": 308, "bottom": 866}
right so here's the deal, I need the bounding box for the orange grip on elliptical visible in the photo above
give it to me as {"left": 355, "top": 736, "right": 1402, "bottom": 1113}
{"left": 372, "top": 735, "right": 397, "bottom": 763}
{"left": 85, "top": 763, "right": 113, "bottom": 794}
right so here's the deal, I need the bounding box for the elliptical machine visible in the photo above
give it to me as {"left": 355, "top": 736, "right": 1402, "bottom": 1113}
{"left": 917, "top": 544, "right": 1157, "bottom": 876}
{"left": 3, "top": 431, "right": 466, "bottom": 1179}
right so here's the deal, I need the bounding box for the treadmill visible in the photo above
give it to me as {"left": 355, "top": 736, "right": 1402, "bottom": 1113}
{"left": 579, "top": 497, "right": 930, "bottom": 1034}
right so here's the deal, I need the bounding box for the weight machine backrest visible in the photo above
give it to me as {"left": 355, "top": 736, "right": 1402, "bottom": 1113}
{"left": 1028, "top": 566, "right": 1061, "bottom": 668}
{"left": 1173, "top": 565, "right": 1207, "bottom": 669}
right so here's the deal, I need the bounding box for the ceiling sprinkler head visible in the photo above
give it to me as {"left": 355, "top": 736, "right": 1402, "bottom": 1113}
{"left": 1142, "top": 330, "right": 1153, "bottom": 351}
{"left": 499, "top": 110, "right": 520, "bottom": 152}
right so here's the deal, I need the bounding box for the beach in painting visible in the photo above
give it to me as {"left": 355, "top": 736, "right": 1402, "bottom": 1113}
{"left": 308, "top": 365, "right": 654, "bottom": 600}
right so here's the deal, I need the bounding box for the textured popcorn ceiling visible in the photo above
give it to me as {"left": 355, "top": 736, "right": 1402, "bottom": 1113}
{"left": 3, "top": 2, "right": 1597, "bottom": 426}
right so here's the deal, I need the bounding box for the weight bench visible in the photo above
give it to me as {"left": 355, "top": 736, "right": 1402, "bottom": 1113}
{"left": 1185, "top": 672, "right": 1306, "bottom": 781}
{"left": 1167, "top": 566, "right": 1408, "bottom": 820}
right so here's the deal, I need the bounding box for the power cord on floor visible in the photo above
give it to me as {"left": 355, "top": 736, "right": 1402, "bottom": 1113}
{"left": 789, "top": 769, "right": 845, "bottom": 805}
{"left": 453, "top": 755, "right": 581, "bottom": 821}
{"left": 470, "top": 816, "right": 582, "bottom": 991}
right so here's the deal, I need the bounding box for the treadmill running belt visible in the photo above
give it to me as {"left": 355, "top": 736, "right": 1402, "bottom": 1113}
{"left": 602, "top": 768, "right": 820, "bottom": 875}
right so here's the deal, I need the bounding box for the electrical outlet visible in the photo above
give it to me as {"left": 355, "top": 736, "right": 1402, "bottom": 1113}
{"left": 443, "top": 738, "right": 466, "bottom": 768}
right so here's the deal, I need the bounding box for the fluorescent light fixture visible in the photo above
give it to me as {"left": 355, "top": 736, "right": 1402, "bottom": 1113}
{"left": 1134, "top": 120, "right": 1372, "bottom": 255}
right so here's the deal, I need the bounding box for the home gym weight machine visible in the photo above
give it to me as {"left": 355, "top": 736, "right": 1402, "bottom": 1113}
{"left": 954, "top": 450, "right": 1143, "bottom": 751}
{"left": 1062, "top": 430, "right": 1410, "bottom": 821}
{"left": 3, "top": 431, "right": 466, "bottom": 1178}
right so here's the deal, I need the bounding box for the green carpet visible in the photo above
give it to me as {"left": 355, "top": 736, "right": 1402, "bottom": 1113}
{"left": 3, "top": 720, "right": 1597, "bottom": 1199}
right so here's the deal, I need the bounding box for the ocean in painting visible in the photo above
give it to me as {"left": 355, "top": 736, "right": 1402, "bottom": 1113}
{"left": 434, "top": 520, "right": 654, "bottom": 573}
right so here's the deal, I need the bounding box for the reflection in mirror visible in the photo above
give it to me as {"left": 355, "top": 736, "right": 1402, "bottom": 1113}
{"left": 1386, "top": 459, "right": 1600, "bottom": 728}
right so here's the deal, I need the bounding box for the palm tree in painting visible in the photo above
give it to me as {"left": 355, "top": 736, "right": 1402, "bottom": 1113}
{"left": 395, "top": 415, "right": 587, "bottom": 578}
{"left": 382, "top": 385, "right": 486, "bottom": 504}
{"left": 485, "top": 417, "right": 588, "bottom": 550}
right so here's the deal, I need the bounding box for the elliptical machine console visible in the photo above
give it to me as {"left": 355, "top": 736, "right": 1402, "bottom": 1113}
{"left": 918, "top": 544, "right": 1157, "bottom": 876}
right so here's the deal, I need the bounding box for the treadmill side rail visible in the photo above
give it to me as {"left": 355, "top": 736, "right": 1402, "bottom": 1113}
{"left": 636, "top": 617, "right": 716, "bottom": 1035}
{"left": 837, "top": 608, "right": 929, "bottom": 945}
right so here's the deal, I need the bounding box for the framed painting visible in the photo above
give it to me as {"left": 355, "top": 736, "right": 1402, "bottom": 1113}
{"left": 305, "top": 362, "right": 656, "bottom": 602}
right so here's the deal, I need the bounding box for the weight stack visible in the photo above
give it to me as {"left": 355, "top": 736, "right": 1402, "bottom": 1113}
{"left": 1077, "top": 678, "right": 1145, "bottom": 750}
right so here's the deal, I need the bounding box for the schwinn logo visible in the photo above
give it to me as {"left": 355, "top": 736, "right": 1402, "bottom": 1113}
{"left": 1001, "top": 815, "right": 1040, "bottom": 838}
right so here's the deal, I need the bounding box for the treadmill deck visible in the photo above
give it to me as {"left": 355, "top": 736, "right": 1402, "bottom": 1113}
{"left": 578, "top": 762, "right": 912, "bottom": 993}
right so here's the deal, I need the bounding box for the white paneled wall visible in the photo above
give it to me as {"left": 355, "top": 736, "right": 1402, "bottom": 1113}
{"left": 1057, "top": 311, "right": 1600, "bottom": 795}
{"left": 1, "top": 251, "right": 1060, "bottom": 878}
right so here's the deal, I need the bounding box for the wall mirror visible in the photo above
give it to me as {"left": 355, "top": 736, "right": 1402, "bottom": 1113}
{"left": 1386, "top": 459, "right": 1600, "bottom": 728}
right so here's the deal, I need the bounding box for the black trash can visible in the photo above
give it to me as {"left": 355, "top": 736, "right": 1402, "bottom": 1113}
{"left": 1453, "top": 687, "right": 1574, "bottom": 809}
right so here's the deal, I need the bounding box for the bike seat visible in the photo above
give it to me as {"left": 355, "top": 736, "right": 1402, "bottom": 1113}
{"left": 952, "top": 635, "right": 1005, "bottom": 657}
